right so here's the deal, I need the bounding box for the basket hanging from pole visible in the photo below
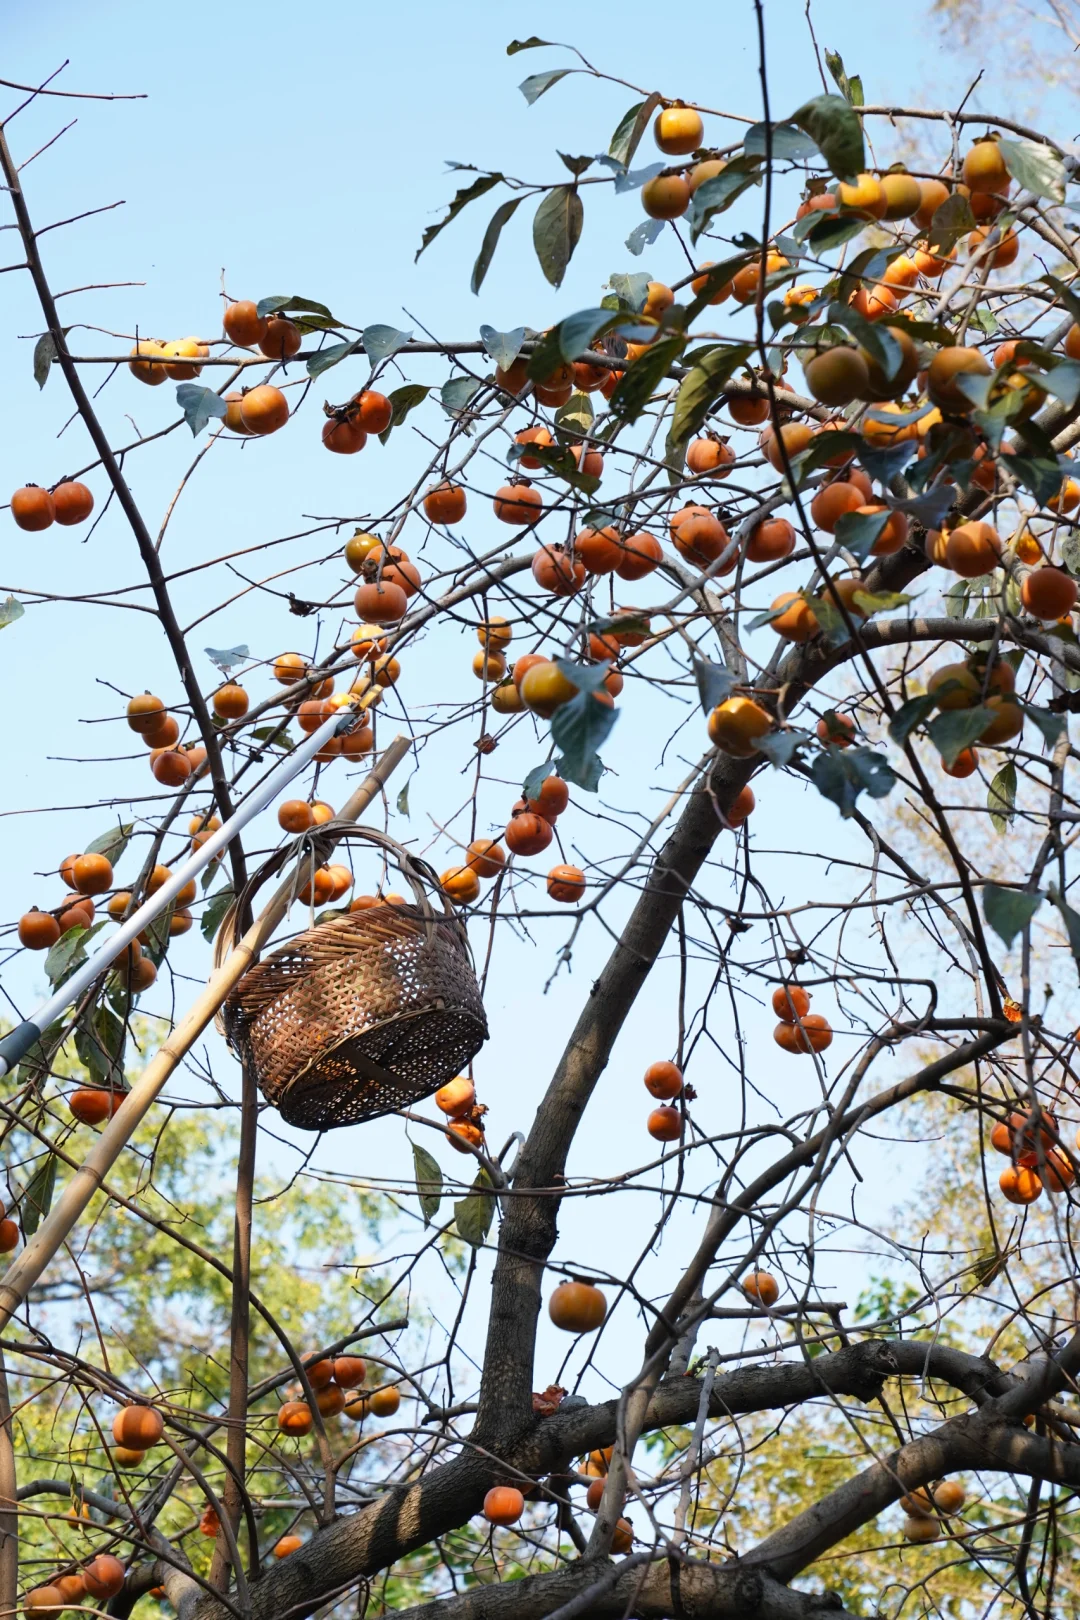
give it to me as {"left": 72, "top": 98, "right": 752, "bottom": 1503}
{"left": 220, "top": 829, "right": 487, "bottom": 1131}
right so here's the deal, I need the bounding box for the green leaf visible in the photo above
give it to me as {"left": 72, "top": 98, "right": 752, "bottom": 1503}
{"left": 1021, "top": 702, "right": 1066, "bottom": 748}
{"left": 988, "top": 761, "right": 1016, "bottom": 834}
{"left": 44, "top": 922, "right": 104, "bottom": 987}
{"left": 441, "top": 376, "right": 481, "bottom": 414}
{"left": 626, "top": 218, "right": 665, "bottom": 257}
{"left": 1041, "top": 272, "right": 1080, "bottom": 327}
{"left": 533, "top": 187, "right": 584, "bottom": 289}
{"left": 307, "top": 338, "right": 361, "bottom": 379}
{"left": 21, "top": 1154, "right": 57, "bottom": 1239}
{"left": 479, "top": 325, "right": 526, "bottom": 372}
{"left": 454, "top": 1170, "right": 495, "bottom": 1248}
{"left": 607, "top": 272, "right": 651, "bottom": 312}
{"left": 507, "top": 36, "right": 555, "bottom": 53}
{"left": 176, "top": 384, "right": 227, "bottom": 436}
{"left": 851, "top": 589, "right": 912, "bottom": 615}
{"left": 74, "top": 1004, "right": 126, "bottom": 1086}
{"left": 33, "top": 332, "right": 56, "bottom": 389}
{"left": 506, "top": 439, "right": 600, "bottom": 494}
{"left": 415, "top": 172, "right": 504, "bottom": 262}
{"left": 412, "top": 1142, "right": 443, "bottom": 1226}
{"left": 1009, "top": 453, "right": 1067, "bottom": 506}
{"left": 553, "top": 308, "right": 624, "bottom": 365}
{"left": 559, "top": 153, "right": 593, "bottom": 178}
{"left": 927, "top": 191, "right": 976, "bottom": 254}
{"left": 827, "top": 300, "right": 901, "bottom": 378}
{"left": 791, "top": 428, "right": 864, "bottom": 482}
{"left": 998, "top": 137, "right": 1066, "bottom": 203}
{"left": 757, "top": 729, "right": 811, "bottom": 767}
{"left": 378, "top": 384, "right": 430, "bottom": 444}
{"left": 0, "top": 596, "right": 25, "bottom": 630}
{"left": 522, "top": 762, "right": 551, "bottom": 801}
{"left": 687, "top": 158, "right": 764, "bottom": 244}
{"left": 665, "top": 343, "right": 755, "bottom": 466}
{"left": 250, "top": 725, "right": 293, "bottom": 752}
{"left": 143, "top": 902, "right": 174, "bottom": 967}
{"left": 694, "top": 657, "right": 737, "bottom": 713}
{"left": 811, "top": 746, "right": 896, "bottom": 817}
{"left": 608, "top": 94, "right": 662, "bottom": 167}
{"left": 609, "top": 331, "right": 685, "bottom": 423}
{"left": 833, "top": 507, "right": 890, "bottom": 561}
{"left": 519, "top": 68, "right": 571, "bottom": 105}
{"left": 85, "top": 823, "right": 132, "bottom": 864}
{"left": 471, "top": 197, "right": 524, "bottom": 294}
{"left": 397, "top": 781, "right": 411, "bottom": 818}
{"left": 927, "top": 707, "right": 994, "bottom": 768}
{"left": 824, "top": 48, "right": 863, "bottom": 106}
{"left": 256, "top": 295, "right": 340, "bottom": 328}
{"left": 1047, "top": 884, "right": 1080, "bottom": 980}
{"left": 200, "top": 886, "right": 235, "bottom": 943}
{"left": 554, "top": 390, "right": 595, "bottom": 435}
{"left": 550, "top": 690, "right": 618, "bottom": 791}
{"left": 364, "top": 325, "right": 412, "bottom": 366}
{"left": 889, "top": 693, "right": 937, "bottom": 748}
{"left": 789, "top": 94, "right": 865, "bottom": 180}
{"left": 744, "top": 122, "right": 819, "bottom": 159}
{"left": 983, "top": 883, "right": 1042, "bottom": 948}
{"left": 804, "top": 213, "right": 866, "bottom": 252}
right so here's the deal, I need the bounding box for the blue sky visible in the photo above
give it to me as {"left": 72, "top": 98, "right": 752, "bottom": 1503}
{"left": 0, "top": 0, "right": 1046, "bottom": 1417}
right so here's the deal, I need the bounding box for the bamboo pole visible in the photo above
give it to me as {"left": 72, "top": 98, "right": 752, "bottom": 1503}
{"left": 0, "top": 735, "right": 411, "bottom": 1333}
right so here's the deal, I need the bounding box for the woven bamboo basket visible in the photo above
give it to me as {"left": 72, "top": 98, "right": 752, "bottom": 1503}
{"left": 219, "top": 828, "right": 487, "bottom": 1130}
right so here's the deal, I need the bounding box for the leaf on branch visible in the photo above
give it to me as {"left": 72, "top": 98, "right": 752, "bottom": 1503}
{"left": 307, "top": 338, "right": 361, "bottom": 379}
{"left": 0, "top": 596, "right": 25, "bottom": 630}
{"left": 454, "top": 1170, "right": 495, "bottom": 1248}
{"left": 412, "top": 1142, "right": 443, "bottom": 1226}
{"left": 74, "top": 1004, "right": 126, "bottom": 1086}
{"left": 693, "top": 657, "right": 737, "bottom": 714}
{"left": 256, "top": 295, "right": 341, "bottom": 328}
{"left": 625, "top": 218, "right": 665, "bottom": 257}
{"left": 33, "top": 332, "right": 58, "bottom": 389}
{"left": 998, "top": 137, "right": 1066, "bottom": 203}
{"left": 519, "top": 68, "right": 572, "bottom": 105}
{"left": 606, "top": 272, "right": 651, "bottom": 312}
{"left": 479, "top": 325, "right": 526, "bottom": 372}
{"left": 824, "top": 48, "right": 864, "bottom": 107}
{"left": 85, "top": 823, "right": 133, "bottom": 864}
{"left": 812, "top": 746, "right": 896, "bottom": 817}
{"left": 608, "top": 94, "right": 662, "bottom": 167}
{"left": 833, "top": 506, "right": 890, "bottom": 561}
{"left": 665, "top": 342, "right": 755, "bottom": 467}
{"left": 687, "top": 158, "right": 764, "bottom": 244}
{"left": 983, "top": 882, "right": 1042, "bottom": 948}
{"left": 533, "top": 187, "right": 584, "bottom": 288}
{"left": 927, "top": 191, "right": 976, "bottom": 254}
{"left": 416, "top": 172, "right": 505, "bottom": 262}
{"left": 379, "top": 384, "right": 430, "bottom": 444}
{"left": 988, "top": 761, "right": 1016, "bottom": 834}
{"left": 44, "top": 921, "right": 104, "bottom": 988}
{"left": 440, "top": 376, "right": 482, "bottom": 415}
{"left": 1021, "top": 702, "right": 1066, "bottom": 748}
{"left": 550, "top": 690, "right": 617, "bottom": 792}
{"left": 363, "top": 325, "right": 412, "bottom": 366}
{"left": 205, "top": 644, "right": 249, "bottom": 675}
{"left": 827, "top": 301, "right": 901, "bottom": 379}
{"left": 926, "top": 706, "right": 994, "bottom": 767}
{"left": 743, "top": 122, "right": 819, "bottom": 159}
{"left": 888, "top": 693, "right": 937, "bottom": 748}
{"left": 555, "top": 390, "right": 595, "bottom": 435}
{"left": 21, "top": 1154, "right": 58, "bottom": 1239}
{"left": 609, "top": 331, "right": 685, "bottom": 422}
{"left": 803, "top": 213, "right": 865, "bottom": 252}
{"left": 200, "top": 886, "right": 235, "bottom": 943}
{"left": 789, "top": 94, "right": 865, "bottom": 179}
{"left": 1047, "top": 884, "right": 1080, "bottom": 980}
{"left": 176, "top": 384, "right": 227, "bottom": 437}
{"left": 396, "top": 781, "right": 410, "bottom": 818}
{"left": 888, "top": 482, "right": 959, "bottom": 528}
{"left": 559, "top": 152, "right": 594, "bottom": 178}
{"left": 1041, "top": 271, "right": 1080, "bottom": 327}
{"left": 471, "top": 197, "right": 524, "bottom": 293}
{"left": 756, "top": 728, "right": 811, "bottom": 767}
{"left": 507, "top": 36, "right": 556, "bottom": 53}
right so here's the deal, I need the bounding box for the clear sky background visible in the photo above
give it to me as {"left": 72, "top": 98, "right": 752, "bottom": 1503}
{"left": 0, "top": 0, "right": 1055, "bottom": 1419}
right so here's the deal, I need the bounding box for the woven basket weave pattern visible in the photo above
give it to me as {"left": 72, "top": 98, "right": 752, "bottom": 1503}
{"left": 223, "top": 904, "right": 487, "bottom": 1130}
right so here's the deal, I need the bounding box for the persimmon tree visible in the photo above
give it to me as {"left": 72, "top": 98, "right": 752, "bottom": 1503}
{"left": 4, "top": 19, "right": 1080, "bottom": 1620}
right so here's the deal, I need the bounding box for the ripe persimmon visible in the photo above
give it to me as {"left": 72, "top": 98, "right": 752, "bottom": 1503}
{"left": 52, "top": 481, "right": 94, "bottom": 526}
{"left": 273, "top": 1536, "right": 303, "bottom": 1559}
{"left": 25, "top": 1587, "right": 65, "bottom": 1618}
{"left": 688, "top": 159, "right": 726, "bottom": 193}
{"left": 423, "top": 482, "right": 466, "bottom": 524}
{"left": 54, "top": 1577, "right": 87, "bottom": 1606}
{"left": 644, "top": 1061, "right": 683, "bottom": 1100}
{"left": 691, "top": 262, "right": 732, "bottom": 304}
{"left": 240, "top": 385, "right": 289, "bottom": 435}
{"left": 505, "top": 812, "right": 554, "bottom": 857}
{"left": 466, "top": 839, "right": 506, "bottom": 878}
{"left": 259, "top": 317, "right": 302, "bottom": 360}
{"left": 1000, "top": 1164, "right": 1042, "bottom": 1204}
{"left": 143, "top": 713, "right": 179, "bottom": 748}
{"left": 494, "top": 483, "right": 542, "bottom": 524}
{"left": 1021, "top": 567, "right": 1077, "bottom": 620}
{"left": 368, "top": 1386, "right": 401, "bottom": 1416}
{"left": 68, "top": 1088, "right": 116, "bottom": 1125}
{"left": 18, "top": 911, "right": 60, "bottom": 951}
{"left": 810, "top": 480, "right": 863, "bottom": 533}
{"left": 351, "top": 390, "right": 392, "bottom": 434}
{"left": 654, "top": 105, "right": 704, "bottom": 155}
{"left": 127, "top": 693, "right": 166, "bottom": 734}
{"left": 686, "top": 437, "right": 735, "bottom": 476}
{"left": 520, "top": 662, "right": 578, "bottom": 717}
{"left": 769, "top": 592, "right": 818, "bottom": 643}
{"left": 527, "top": 775, "right": 570, "bottom": 820}
{"left": 213, "top": 683, "right": 249, "bottom": 720}
{"left": 943, "top": 748, "right": 978, "bottom": 778}
{"left": 11, "top": 486, "right": 54, "bottom": 530}
{"left": 0, "top": 1219, "right": 18, "bottom": 1254}
{"left": 446, "top": 1119, "right": 484, "bottom": 1153}
{"left": 483, "top": 1486, "right": 525, "bottom": 1526}
{"left": 773, "top": 985, "right": 810, "bottom": 1021}
{"left": 435, "top": 1077, "right": 476, "bottom": 1117}
{"left": 441, "top": 866, "right": 481, "bottom": 905}
{"left": 354, "top": 581, "right": 408, "bottom": 624}
{"left": 112, "top": 1405, "right": 163, "bottom": 1450}
{"left": 549, "top": 1280, "right": 606, "bottom": 1333}
{"left": 277, "top": 1400, "right": 313, "bottom": 1436}
{"left": 298, "top": 867, "right": 335, "bottom": 907}
{"left": 745, "top": 517, "right": 795, "bottom": 564}
{"left": 773, "top": 1014, "right": 833, "bottom": 1053}
{"left": 71, "top": 853, "right": 112, "bottom": 896}
{"left": 532, "top": 543, "right": 585, "bottom": 595}
{"left": 547, "top": 864, "right": 585, "bottom": 903}
{"left": 854, "top": 503, "right": 908, "bottom": 556}
{"left": 880, "top": 170, "right": 921, "bottom": 220}
{"left": 128, "top": 339, "right": 168, "bottom": 384}
{"left": 641, "top": 173, "right": 691, "bottom": 219}
{"left": 707, "top": 696, "right": 772, "bottom": 755}
{"left": 647, "top": 1105, "right": 682, "bottom": 1141}
{"left": 728, "top": 783, "right": 756, "bottom": 826}
{"left": 743, "top": 1271, "right": 779, "bottom": 1306}
{"left": 760, "top": 421, "right": 813, "bottom": 470}
{"left": 837, "top": 172, "right": 887, "bottom": 218}
{"left": 82, "top": 1557, "right": 125, "bottom": 1601}
{"left": 727, "top": 392, "right": 769, "bottom": 425}
{"left": 223, "top": 300, "right": 267, "bottom": 347}
{"left": 322, "top": 415, "right": 367, "bottom": 454}
{"left": 161, "top": 337, "right": 207, "bottom": 380}
{"left": 970, "top": 224, "right": 1019, "bottom": 268}
{"left": 315, "top": 1384, "right": 346, "bottom": 1417}
{"left": 927, "top": 347, "right": 991, "bottom": 413}
{"left": 615, "top": 531, "right": 663, "bottom": 580}
{"left": 473, "top": 650, "right": 507, "bottom": 683}
{"left": 731, "top": 253, "right": 788, "bottom": 304}
{"left": 804, "top": 348, "right": 870, "bottom": 407}
{"left": 574, "top": 525, "right": 623, "bottom": 575}
{"left": 946, "top": 521, "right": 1001, "bottom": 578}
{"left": 515, "top": 426, "right": 554, "bottom": 468}
{"left": 978, "top": 696, "right": 1023, "bottom": 746}
{"left": 669, "top": 505, "right": 730, "bottom": 569}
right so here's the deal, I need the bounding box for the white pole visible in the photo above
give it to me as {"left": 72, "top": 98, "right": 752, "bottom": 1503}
{"left": 0, "top": 704, "right": 367, "bottom": 1078}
